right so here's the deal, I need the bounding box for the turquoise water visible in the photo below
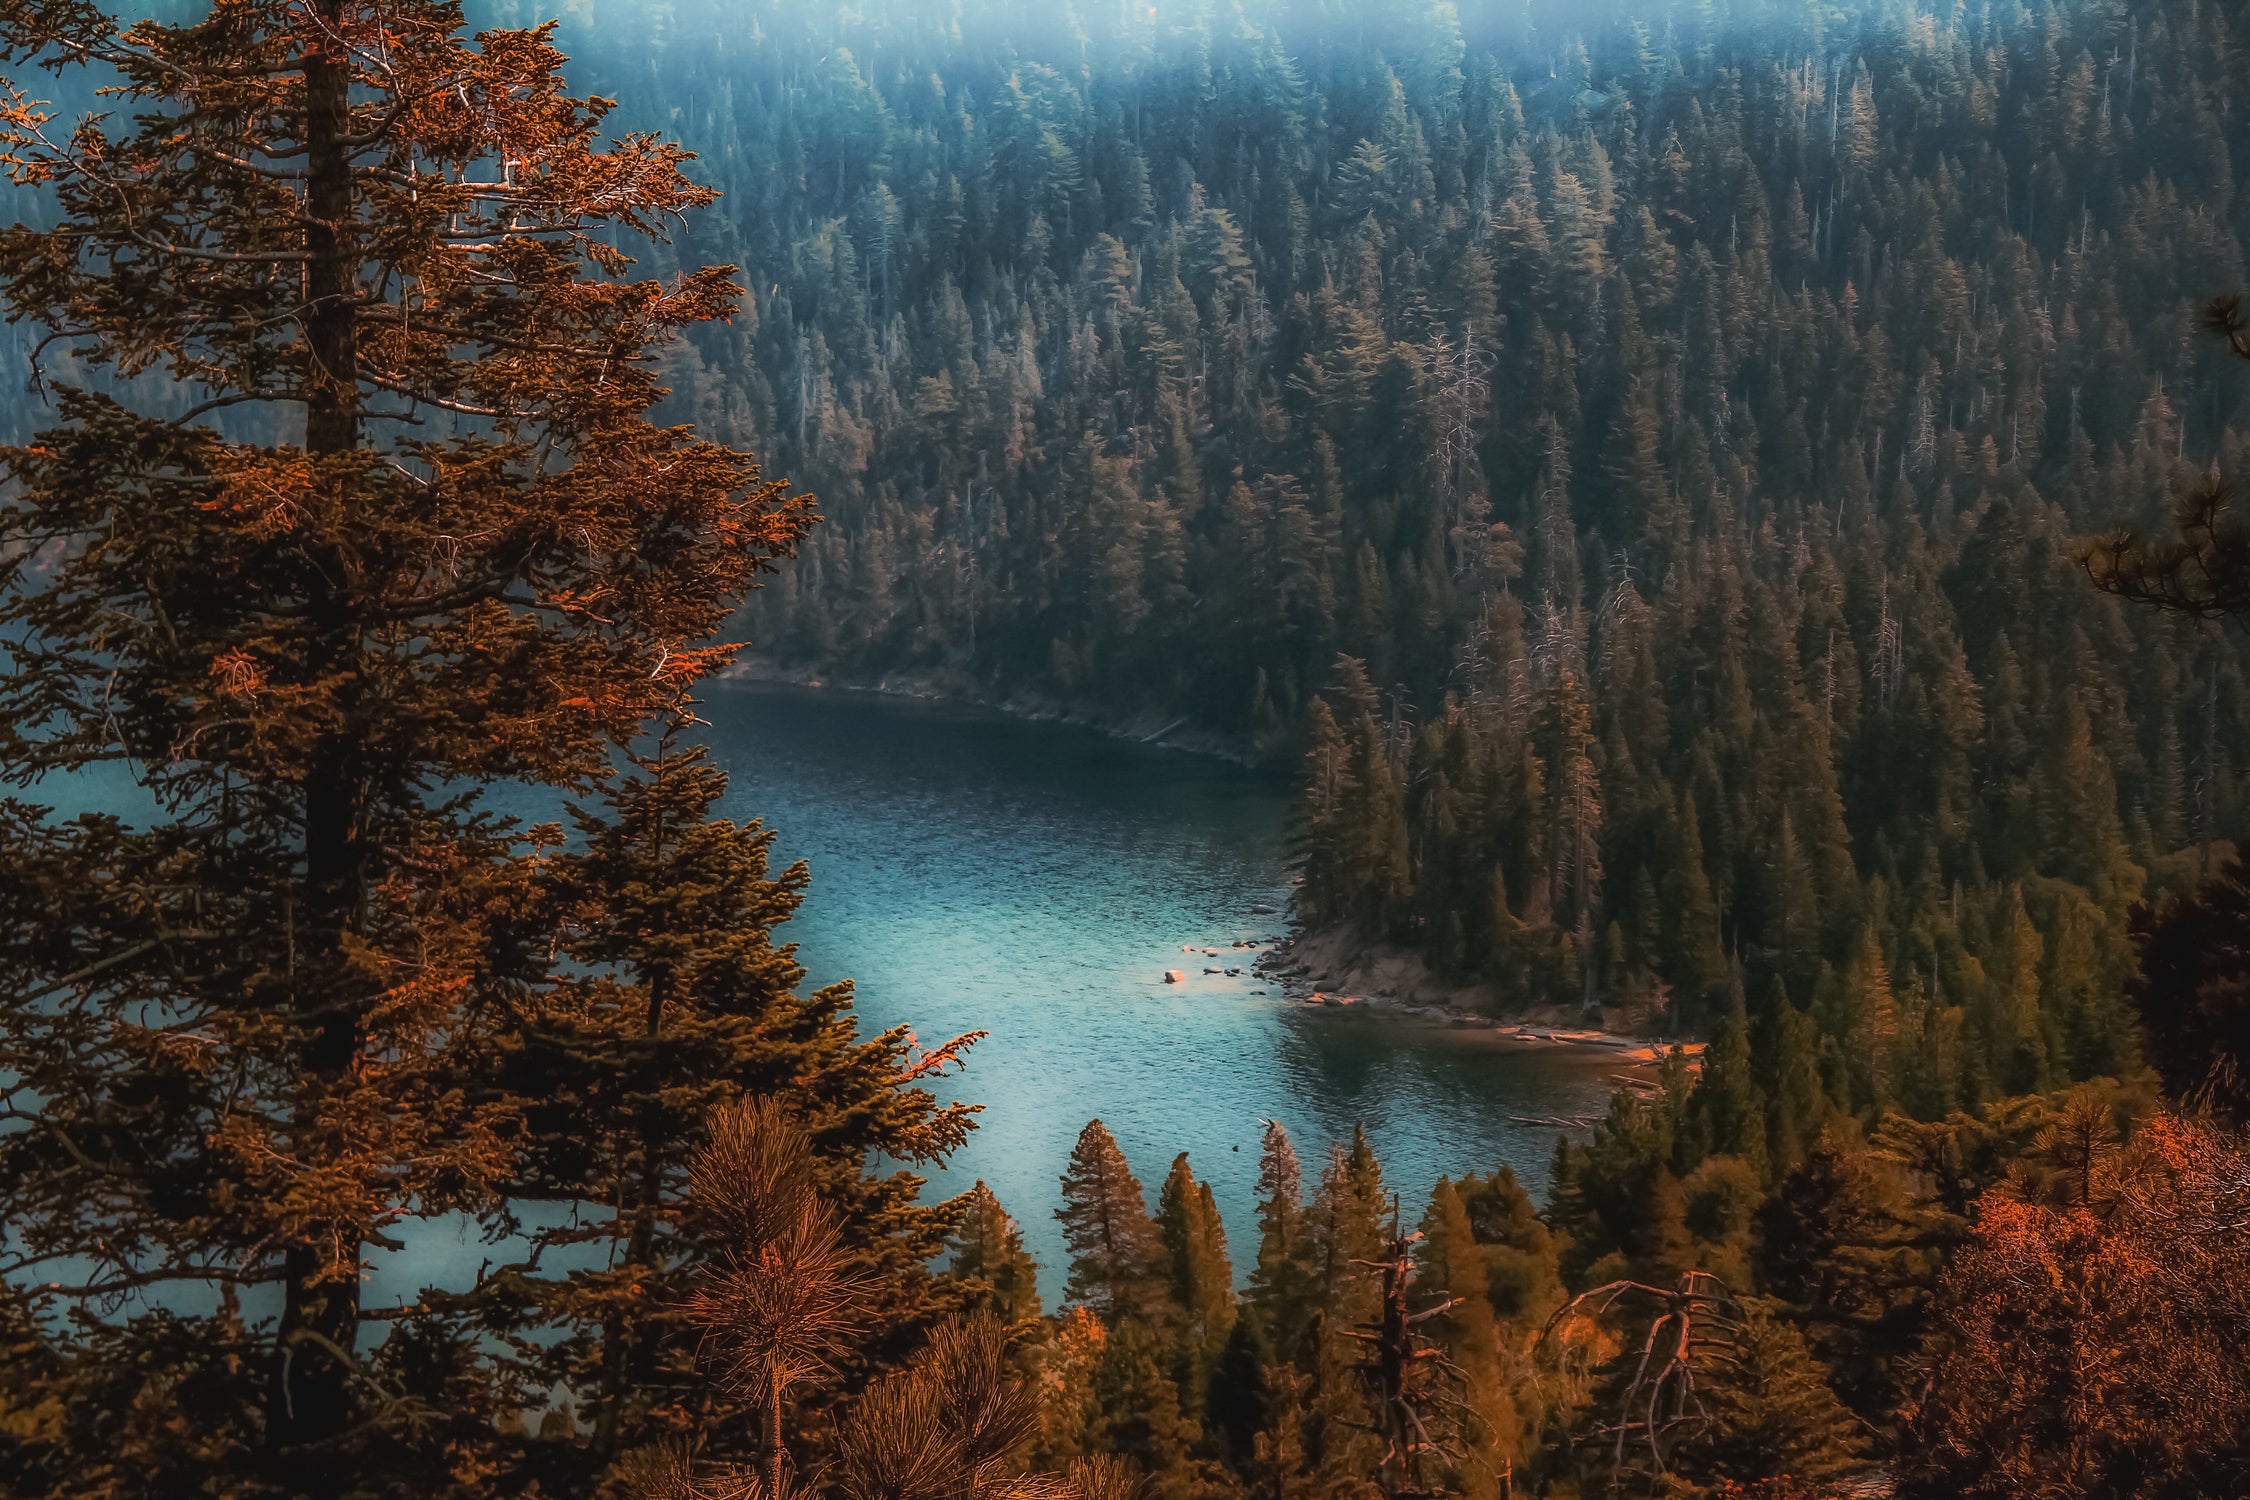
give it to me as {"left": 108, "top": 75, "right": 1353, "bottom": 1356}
{"left": 695, "top": 683, "right": 1614, "bottom": 1292}
{"left": 26, "top": 683, "right": 1618, "bottom": 1306}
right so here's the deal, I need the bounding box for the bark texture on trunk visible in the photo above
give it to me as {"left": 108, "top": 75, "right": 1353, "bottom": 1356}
{"left": 267, "top": 6, "right": 366, "bottom": 1474}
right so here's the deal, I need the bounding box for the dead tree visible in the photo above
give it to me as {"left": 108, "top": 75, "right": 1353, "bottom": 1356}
{"left": 1346, "top": 1197, "right": 1467, "bottom": 1500}
{"left": 1537, "top": 1271, "right": 1743, "bottom": 1492}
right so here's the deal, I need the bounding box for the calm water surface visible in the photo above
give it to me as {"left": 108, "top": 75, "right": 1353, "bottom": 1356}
{"left": 700, "top": 683, "right": 1613, "bottom": 1291}
{"left": 34, "top": 683, "right": 1617, "bottom": 1304}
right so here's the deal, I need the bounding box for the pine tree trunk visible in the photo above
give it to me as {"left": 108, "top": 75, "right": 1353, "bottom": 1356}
{"left": 595, "top": 949, "right": 675, "bottom": 1454}
{"left": 268, "top": 5, "right": 366, "bottom": 1470}
{"left": 302, "top": 3, "right": 360, "bottom": 462}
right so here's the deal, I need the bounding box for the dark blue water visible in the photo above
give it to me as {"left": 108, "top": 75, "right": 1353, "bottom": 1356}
{"left": 697, "top": 684, "right": 1613, "bottom": 1293}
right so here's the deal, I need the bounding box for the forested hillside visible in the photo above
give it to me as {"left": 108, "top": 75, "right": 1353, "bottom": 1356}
{"left": 9, "top": 2, "right": 2250, "bottom": 1497}
{"left": 539, "top": 0, "right": 2250, "bottom": 1054}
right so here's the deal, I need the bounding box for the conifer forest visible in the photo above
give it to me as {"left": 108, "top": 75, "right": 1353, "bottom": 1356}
{"left": 3, "top": 0, "right": 2250, "bottom": 1496}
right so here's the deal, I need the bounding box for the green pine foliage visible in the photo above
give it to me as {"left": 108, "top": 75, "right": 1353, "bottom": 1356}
{"left": 1303, "top": 1132, "right": 1391, "bottom": 1498}
{"left": 504, "top": 727, "right": 983, "bottom": 1464}
{"left": 1416, "top": 1180, "right": 1525, "bottom": 1484}
{"left": 950, "top": 1181, "right": 1045, "bottom": 1325}
{"left": 1455, "top": 1166, "right": 1563, "bottom": 1326}
{"left": 1057, "top": 1120, "right": 1170, "bottom": 1323}
{"left": 470, "top": 0, "right": 2250, "bottom": 1090}
{"left": 1672, "top": 1307, "right": 1868, "bottom": 1490}
{"left": 1684, "top": 983, "right": 1770, "bottom": 1174}
{"left": 1204, "top": 1314, "right": 1276, "bottom": 1480}
{"left": 1090, "top": 1320, "right": 1219, "bottom": 1500}
{"left": 9, "top": 0, "right": 2250, "bottom": 1494}
{"left": 1157, "top": 1153, "right": 1239, "bottom": 1409}
{"left": 1249, "top": 1120, "right": 1320, "bottom": 1352}
{"left": 1753, "top": 1132, "right": 1935, "bottom": 1419}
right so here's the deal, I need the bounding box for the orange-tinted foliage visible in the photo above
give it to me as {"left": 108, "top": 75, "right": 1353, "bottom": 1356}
{"left": 1900, "top": 1114, "right": 2250, "bottom": 1498}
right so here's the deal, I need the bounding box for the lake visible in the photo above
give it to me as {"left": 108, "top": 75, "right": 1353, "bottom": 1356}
{"left": 30, "top": 682, "right": 1621, "bottom": 1305}
{"left": 694, "top": 683, "right": 1616, "bottom": 1293}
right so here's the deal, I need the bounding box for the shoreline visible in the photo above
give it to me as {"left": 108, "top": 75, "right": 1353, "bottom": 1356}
{"left": 1257, "top": 926, "right": 1705, "bottom": 1071}
{"left": 719, "top": 654, "right": 1270, "bottom": 769}
{"left": 722, "top": 660, "right": 1696, "bottom": 1075}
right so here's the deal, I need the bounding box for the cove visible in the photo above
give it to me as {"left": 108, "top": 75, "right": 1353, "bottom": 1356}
{"left": 701, "top": 682, "right": 1619, "bottom": 1294}
{"left": 19, "top": 683, "right": 1622, "bottom": 1310}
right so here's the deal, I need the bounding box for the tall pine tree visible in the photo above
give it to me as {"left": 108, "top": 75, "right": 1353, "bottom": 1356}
{"left": 1057, "top": 1120, "right": 1168, "bottom": 1324}
{"left": 0, "top": 2, "right": 808, "bottom": 1488}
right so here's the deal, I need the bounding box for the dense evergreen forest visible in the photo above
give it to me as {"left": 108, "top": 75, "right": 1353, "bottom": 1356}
{"left": 6, "top": 1, "right": 2250, "bottom": 1499}
{"left": 533, "top": 0, "right": 2250, "bottom": 1066}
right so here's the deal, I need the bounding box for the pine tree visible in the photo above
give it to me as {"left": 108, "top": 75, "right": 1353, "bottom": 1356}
{"left": 508, "top": 727, "right": 983, "bottom": 1467}
{"left": 1755, "top": 980, "right": 1829, "bottom": 1171}
{"left": 1630, "top": 1168, "right": 1699, "bottom": 1284}
{"left": 1249, "top": 1120, "right": 1320, "bottom": 1350}
{"left": 2032, "top": 699, "right": 2135, "bottom": 902}
{"left": 1538, "top": 655, "right": 1605, "bottom": 949}
{"left": 1204, "top": 1313, "right": 1275, "bottom": 1479}
{"left": 950, "top": 1182, "right": 1044, "bottom": 1324}
{"left": 1091, "top": 1321, "right": 1215, "bottom": 1500}
{"left": 1687, "top": 981, "right": 1770, "bottom": 1172}
{"left": 1156, "top": 1153, "right": 1238, "bottom": 1409}
{"left": 1812, "top": 926, "right": 1898, "bottom": 1112}
{"left": 1766, "top": 811, "right": 1825, "bottom": 989}
{"left": 1674, "top": 1307, "right": 1867, "bottom": 1488}
{"left": 1032, "top": 1307, "right": 1109, "bottom": 1467}
{"left": 1681, "top": 1154, "right": 1765, "bottom": 1289}
{"left": 676, "top": 1102, "right": 1057, "bottom": 1500}
{"left": 1057, "top": 1120, "right": 1168, "bottom": 1323}
{"left": 1979, "top": 888, "right": 2053, "bottom": 1096}
{"left": 1344, "top": 708, "right": 1414, "bottom": 940}
{"left": 1665, "top": 798, "right": 1731, "bottom": 1004}
{"left": 682, "top": 1097, "right": 875, "bottom": 1500}
{"left": 1304, "top": 1131, "right": 1387, "bottom": 1498}
{"left": 1298, "top": 700, "right": 1356, "bottom": 928}
{"left": 1317, "top": 1127, "right": 1389, "bottom": 1312}
{"left": 1415, "top": 1180, "right": 1521, "bottom": 1485}
{"left": 1754, "top": 1132, "right": 1923, "bottom": 1416}
{"left": 2083, "top": 295, "right": 2250, "bottom": 625}
{"left": 0, "top": 2, "right": 808, "bottom": 1486}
